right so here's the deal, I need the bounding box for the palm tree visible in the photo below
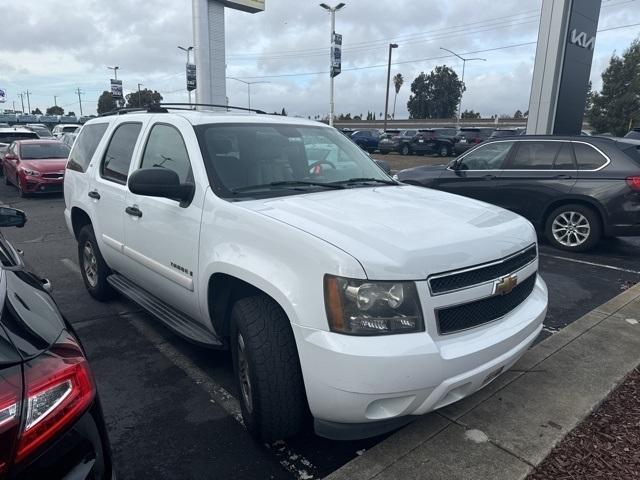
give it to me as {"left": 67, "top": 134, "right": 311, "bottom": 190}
{"left": 392, "top": 73, "right": 404, "bottom": 119}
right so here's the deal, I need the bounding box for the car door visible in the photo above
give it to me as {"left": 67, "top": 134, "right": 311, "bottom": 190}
{"left": 123, "top": 117, "right": 204, "bottom": 320}
{"left": 90, "top": 121, "right": 145, "bottom": 273}
{"left": 497, "top": 140, "right": 577, "bottom": 225}
{"left": 432, "top": 140, "right": 515, "bottom": 204}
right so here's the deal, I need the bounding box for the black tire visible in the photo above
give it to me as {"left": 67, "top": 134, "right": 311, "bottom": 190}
{"left": 17, "top": 179, "right": 27, "bottom": 198}
{"left": 400, "top": 144, "right": 410, "bottom": 156}
{"left": 78, "top": 225, "right": 115, "bottom": 301}
{"left": 544, "top": 204, "right": 602, "bottom": 252}
{"left": 231, "top": 296, "right": 306, "bottom": 442}
{"left": 439, "top": 145, "right": 450, "bottom": 157}
{"left": 4, "top": 167, "right": 10, "bottom": 185}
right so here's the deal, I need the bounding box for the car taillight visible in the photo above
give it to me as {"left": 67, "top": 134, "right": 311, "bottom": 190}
{"left": 473, "top": 137, "right": 482, "bottom": 143}
{"left": 14, "top": 331, "right": 95, "bottom": 464}
{"left": 626, "top": 176, "right": 640, "bottom": 191}
{"left": 0, "top": 365, "right": 22, "bottom": 476}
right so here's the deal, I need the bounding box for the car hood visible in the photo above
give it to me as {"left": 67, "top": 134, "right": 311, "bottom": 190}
{"left": 240, "top": 185, "right": 536, "bottom": 280}
{"left": 20, "top": 159, "right": 67, "bottom": 173}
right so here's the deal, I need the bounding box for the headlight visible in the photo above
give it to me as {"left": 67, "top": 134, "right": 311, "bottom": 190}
{"left": 324, "top": 275, "right": 424, "bottom": 335}
{"left": 22, "top": 169, "right": 40, "bottom": 177}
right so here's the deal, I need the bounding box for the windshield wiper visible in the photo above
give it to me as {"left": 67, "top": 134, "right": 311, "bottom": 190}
{"left": 232, "top": 180, "right": 345, "bottom": 194}
{"left": 331, "top": 177, "right": 398, "bottom": 186}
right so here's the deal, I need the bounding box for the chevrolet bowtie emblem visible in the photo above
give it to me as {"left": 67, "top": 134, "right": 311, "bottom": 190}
{"left": 493, "top": 274, "right": 518, "bottom": 296}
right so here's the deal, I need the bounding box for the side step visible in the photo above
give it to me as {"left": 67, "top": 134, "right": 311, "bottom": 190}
{"left": 107, "top": 274, "right": 224, "bottom": 348}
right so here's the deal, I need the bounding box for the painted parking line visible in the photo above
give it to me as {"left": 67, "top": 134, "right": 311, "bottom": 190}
{"left": 539, "top": 252, "right": 640, "bottom": 275}
{"left": 129, "top": 317, "right": 319, "bottom": 480}
{"left": 61, "top": 257, "right": 82, "bottom": 275}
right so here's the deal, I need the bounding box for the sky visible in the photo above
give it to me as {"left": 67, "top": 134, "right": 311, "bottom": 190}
{"left": 1, "top": 0, "right": 639, "bottom": 118}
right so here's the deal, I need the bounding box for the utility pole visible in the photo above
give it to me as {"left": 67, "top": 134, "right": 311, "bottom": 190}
{"left": 383, "top": 43, "right": 398, "bottom": 132}
{"left": 178, "top": 45, "right": 194, "bottom": 106}
{"left": 18, "top": 93, "right": 25, "bottom": 114}
{"left": 12, "top": 101, "right": 16, "bottom": 112}
{"left": 25, "top": 91, "right": 31, "bottom": 114}
{"left": 320, "top": 3, "right": 345, "bottom": 127}
{"left": 76, "top": 88, "right": 83, "bottom": 116}
{"left": 227, "top": 77, "right": 270, "bottom": 110}
{"left": 440, "top": 47, "right": 486, "bottom": 123}
{"left": 137, "top": 83, "right": 143, "bottom": 107}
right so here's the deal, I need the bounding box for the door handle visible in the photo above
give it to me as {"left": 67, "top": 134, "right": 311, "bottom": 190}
{"left": 554, "top": 174, "right": 572, "bottom": 179}
{"left": 88, "top": 190, "right": 100, "bottom": 200}
{"left": 125, "top": 206, "right": 142, "bottom": 218}
{"left": 483, "top": 174, "right": 496, "bottom": 180}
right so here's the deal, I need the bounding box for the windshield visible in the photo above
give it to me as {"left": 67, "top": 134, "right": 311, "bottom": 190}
{"left": 0, "top": 132, "right": 39, "bottom": 143}
{"left": 30, "top": 126, "right": 53, "bottom": 138}
{"left": 21, "top": 142, "right": 70, "bottom": 160}
{"left": 195, "top": 123, "right": 394, "bottom": 199}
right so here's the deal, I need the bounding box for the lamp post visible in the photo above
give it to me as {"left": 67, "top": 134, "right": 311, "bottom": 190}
{"left": 107, "top": 66, "right": 120, "bottom": 80}
{"left": 227, "top": 77, "right": 270, "bottom": 110}
{"left": 383, "top": 43, "right": 398, "bottom": 132}
{"left": 178, "top": 45, "right": 194, "bottom": 106}
{"left": 440, "top": 47, "right": 485, "bottom": 122}
{"left": 319, "top": 2, "right": 345, "bottom": 127}
{"left": 137, "top": 83, "right": 143, "bottom": 107}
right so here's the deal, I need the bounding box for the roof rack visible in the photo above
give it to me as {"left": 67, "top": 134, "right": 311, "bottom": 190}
{"left": 99, "top": 103, "right": 268, "bottom": 118}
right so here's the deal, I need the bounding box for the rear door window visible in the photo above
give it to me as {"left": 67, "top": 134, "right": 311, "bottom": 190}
{"left": 508, "top": 141, "right": 560, "bottom": 170}
{"left": 572, "top": 142, "right": 608, "bottom": 170}
{"left": 68, "top": 123, "right": 109, "bottom": 173}
{"left": 101, "top": 123, "right": 142, "bottom": 184}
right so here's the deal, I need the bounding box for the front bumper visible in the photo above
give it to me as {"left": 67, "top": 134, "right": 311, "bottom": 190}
{"left": 20, "top": 175, "right": 64, "bottom": 193}
{"left": 294, "top": 274, "right": 547, "bottom": 439}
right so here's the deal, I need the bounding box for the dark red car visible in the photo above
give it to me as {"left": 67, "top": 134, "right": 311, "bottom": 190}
{"left": 2, "top": 140, "right": 70, "bottom": 197}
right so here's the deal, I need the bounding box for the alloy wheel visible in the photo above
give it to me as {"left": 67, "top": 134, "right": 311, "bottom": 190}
{"left": 552, "top": 211, "right": 591, "bottom": 247}
{"left": 237, "top": 332, "right": 253, "bottom": 413}
{"left": 83, "top": 241, "right": 99, "bottom": 288}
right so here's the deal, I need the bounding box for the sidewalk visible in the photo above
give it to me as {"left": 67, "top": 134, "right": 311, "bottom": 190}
{"left": 326, "top": 282, "right": 640, "bottom": 480}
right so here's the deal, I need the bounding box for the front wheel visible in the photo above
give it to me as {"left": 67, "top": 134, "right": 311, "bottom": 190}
{"left": 78, "top": 225, "right": 115, "bottom": 300}
{"left": 231, "top": 296, "right": 306, "bottom": 442}
{"left": 544, "top": 204, "right": 601, "bottom": 252}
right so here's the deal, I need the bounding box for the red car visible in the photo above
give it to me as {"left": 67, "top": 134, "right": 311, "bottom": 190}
{"left": 2, "top": 140, "right": 70, "bottom": 197}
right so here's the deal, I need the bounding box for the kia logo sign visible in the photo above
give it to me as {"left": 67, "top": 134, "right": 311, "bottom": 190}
{"left": 569, "top": 29, "right": 595, "bottom": 50}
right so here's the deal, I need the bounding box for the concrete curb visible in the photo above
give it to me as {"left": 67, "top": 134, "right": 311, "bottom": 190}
{"left": 325, "top": 282, "right": 640, "bottom": 480}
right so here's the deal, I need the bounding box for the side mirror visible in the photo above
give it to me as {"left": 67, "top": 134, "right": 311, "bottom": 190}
{"left": 128, "top": 168, "right": 194, "bottom": 204}
{"left": 0, "top": 207, "right": 26, "bottom": 228}
{"left": 375, "top": 159, "right": 391, "bottom": 174}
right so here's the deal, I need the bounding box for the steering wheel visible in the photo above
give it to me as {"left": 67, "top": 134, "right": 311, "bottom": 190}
{"left": 308, "top": 160, "right": 336, "bottom": 175}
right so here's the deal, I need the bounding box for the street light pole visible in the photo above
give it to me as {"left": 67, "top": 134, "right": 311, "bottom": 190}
{"left": 439, "top": 47, "right": 486, "bottom": 122}
{"left": 383, "top": 43, "right": 398, "bottom": 132}
{"left": 227, "top": 77, "right": 270, "bottom": 111}
{"left": 178, "top": 45, "right": 194, "bottom": 106}
{"left": 107, "top": 66, "right": 120, "bottom": 80}
{"left": 320, "top": 3, "right": 345, "bottom": 127}
{"left": 137, "top": 83, "right": 143, "bottom": 107}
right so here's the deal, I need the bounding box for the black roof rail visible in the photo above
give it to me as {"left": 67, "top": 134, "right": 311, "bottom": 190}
{"left": 159, "top": 103, "right": 268, "bottom": 114}
{"left": 99, "top": 106, "right": 168, "bottom": 117}
{"left": 99, "top": 102, "right": 269, "bottom": 117}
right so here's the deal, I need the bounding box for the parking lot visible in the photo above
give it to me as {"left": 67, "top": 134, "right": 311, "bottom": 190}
{"left": 1, "top": 183, "right": 639, "bottom": 480}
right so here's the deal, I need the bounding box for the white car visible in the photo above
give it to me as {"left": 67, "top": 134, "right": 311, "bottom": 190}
{"left": 63, "top": 108, "right": 547, "bottom": 441}
{"left": 52, "top": 123, "right": 81, "bottom": 138}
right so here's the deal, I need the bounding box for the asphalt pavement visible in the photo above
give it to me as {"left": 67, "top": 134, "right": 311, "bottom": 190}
{"left": 0, "top": 183, "right": 638, "bottom": 480}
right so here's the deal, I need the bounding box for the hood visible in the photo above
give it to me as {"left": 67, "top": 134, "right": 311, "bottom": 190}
{"left": 240, "top": 185, "right": 536, "bottom": 280}
{"left": 20, "top": 158, "right": 67, "bottom": 174}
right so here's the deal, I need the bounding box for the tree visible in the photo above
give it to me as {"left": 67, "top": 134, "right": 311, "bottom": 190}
{"left": 513, "top": 109, "right": 523, "bottom": 119}
{"left": 461, "top": 109, "right": 481, "bottom": 119}
{"left": 125, "top": 89, "right": 163, "bottom": 108}
{"left": 31, "top": 108, "right": 42, "bottom": 115}
{"left": 46, "top": 105, "right": 64, "bottom": 116}
{"left": 589, "top": 39, "right": 640, "bottom": 136}
{"left": 407, "top": 66, "right": 463, "bottom": 119}
{"left": 523, "top": 110, "right": 529, "bottom": 118}
{"left": 392, "top": 73, "right": 403, "bottom": 119}
{"left": 97, "top": 91, "right": 117, "bottom": 115}
{"left": 281, "top": 107, "right": 287, "bottom": 116}
{"left": 67, "top": 111, "right": 76, "bottom": 117}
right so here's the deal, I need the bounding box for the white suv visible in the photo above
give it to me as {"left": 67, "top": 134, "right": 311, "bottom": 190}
{"left": 64, "top": 108, "right": 547, "bottom": 441}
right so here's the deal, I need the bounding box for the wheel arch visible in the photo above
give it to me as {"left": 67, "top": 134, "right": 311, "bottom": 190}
{"left": 70, "top": 207, "right": 92, "bottom": 240}
{"left": 541, "top": 197, "right": 608, "bottom": 235}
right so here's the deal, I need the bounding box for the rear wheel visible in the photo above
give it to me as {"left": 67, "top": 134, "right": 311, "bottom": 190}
{"left": 78, "top": 225, "right": 115, "bottom": 300}
{"left": 231, "top": 296, "right": 306, "bottom": 442}
{"left": 401, "top": 144, "right": 410, "bottom": 156}
{"left": 439, "top": 145, "right": 450, "bottom": 157}
{"left": 544, "top": 204, "right": 601, "bottom": 252}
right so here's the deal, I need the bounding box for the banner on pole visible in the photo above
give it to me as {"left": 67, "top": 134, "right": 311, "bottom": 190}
{"left": 111, "top": 79, "right": 123, "bottom": 99}
{"left": 331, "top": 33, "right": 342, "bottom": 78}
{"left": 186, "top": 64, "right": 197, "bottom": 91}
{"left": 0, "top": 89, "right": 6, "bottom": 103}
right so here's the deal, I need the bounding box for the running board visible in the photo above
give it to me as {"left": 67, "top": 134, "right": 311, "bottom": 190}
{"left": 107, "top": 274, "right": 224, "bottom": 348}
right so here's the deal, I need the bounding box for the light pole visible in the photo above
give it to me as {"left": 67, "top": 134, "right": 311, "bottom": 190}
{"left": 227, "top": 77, "right": 270, "bottom": 111}
{"left": 137, "top": 83, "right": 143, "bottom": 107}
{"left": 383, "top": 43, "right": 398, "bottom": 132}
{"left": 178, "top": 45, "right": 194, "bottom": 106}
{"left": 320, "top": 2, "right": 345, "bottom": 127}
{"left": 107, "top": 66, "right": 120, "bottom": 80}
{"left": 440, "top": 48, "right": 485, "bottom": 122}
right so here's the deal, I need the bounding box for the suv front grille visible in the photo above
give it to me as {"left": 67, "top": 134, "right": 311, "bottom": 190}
{"left": 429, "top": 245, "right": 537, "bottom": 295}
{"left": 436, "top": 274, "right": 537, "bottom": 335}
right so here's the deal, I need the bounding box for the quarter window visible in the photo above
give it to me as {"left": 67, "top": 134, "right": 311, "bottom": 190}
{"left": 458, "top": 141, "right": 514, "bottom": 170}
{"left": 573, "top": 143, "right": 607, "bottom": 170}
{"left": 101, "top": 123, "right": 142, "bottom": 184}
{"left": 140, "top": 124, "right": 193, "bottom": 183}
{"left": 509, "top": 141, "right": 560, "bottom": 170}
{"left": 67, "top": 123, "right": 109, "bottom": 173}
